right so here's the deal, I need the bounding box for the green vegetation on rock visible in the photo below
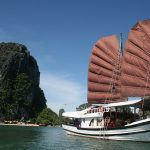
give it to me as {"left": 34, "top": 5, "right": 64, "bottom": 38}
{"left": 37, "top": 108, "right": 60, "bottom": 126}
{"left": 0, "top": 43, "right": 47, "bottom": 121}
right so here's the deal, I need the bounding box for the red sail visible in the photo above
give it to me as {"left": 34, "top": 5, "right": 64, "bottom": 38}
{"left": 121, "top": 19, "right": 150, "bottom": 97}
{"left": 88, "top": 35, "right": 123, "bottom": 104}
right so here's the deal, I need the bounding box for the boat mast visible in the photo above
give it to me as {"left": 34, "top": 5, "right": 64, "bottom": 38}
{"left": 119, "top": 33, "right": 123, "bottom": 54}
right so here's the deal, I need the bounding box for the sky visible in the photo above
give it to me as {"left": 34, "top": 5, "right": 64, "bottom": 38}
{"left": 0, "top": 0, "right": 150, "bottom": 114}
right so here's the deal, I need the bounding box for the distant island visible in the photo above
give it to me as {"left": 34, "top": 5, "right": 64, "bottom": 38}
{"left": 0, "top": 42, "right": 62, "bottom": 126}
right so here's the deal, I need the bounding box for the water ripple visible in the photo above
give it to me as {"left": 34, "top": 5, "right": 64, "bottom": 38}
{"left": 0, "top": 126, "right": 150, "bottom": 150}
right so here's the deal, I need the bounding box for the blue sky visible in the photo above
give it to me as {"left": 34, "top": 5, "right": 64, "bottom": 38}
{"left": 0, "top": 0, "right": 150, "bottom": 113}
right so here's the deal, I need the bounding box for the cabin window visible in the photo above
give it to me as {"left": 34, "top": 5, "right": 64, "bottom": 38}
{"left": 89, "top": 118, "right": 94, "bottom": 126}
{"left": 94, "top": 109, "right": 97, "bottom": 113}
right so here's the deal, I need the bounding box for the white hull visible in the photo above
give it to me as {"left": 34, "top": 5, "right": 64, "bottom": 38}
{"left": 62, "top": 119, "right": 150, "bottom": 142}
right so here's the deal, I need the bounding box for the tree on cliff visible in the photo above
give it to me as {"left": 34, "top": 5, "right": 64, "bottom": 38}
{"left": 59, "top": 108, "right": 65, "bottom": 117}
{"left": 12, "top": 73, "right": 33, "bottom": 119}
{"left": 36, "top": 108, "right": 60, "bottom": 126}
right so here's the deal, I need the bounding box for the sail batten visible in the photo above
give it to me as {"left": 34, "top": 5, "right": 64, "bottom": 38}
{"left": 88, "top": 92, "right": 121, "bottom": 100}
{"left": 88, "top": 82, "right": 120, "bottom": 92}
{"left": 122, "top": 63, "right": 147, "bottom": 79}
{"left": 95, "top": 43, "right": 116, "bottom": 58}
{"left": 121, "top": 73, "right": 150, "bottom": 88}
{"left": 121, "top": 86, "right": 150, "bottom": 97}
{"left": 90, "top": 54, "right": 115, "bottom": 71}
{"left": 89, "top": 63, "right": 120, "bottom": 78}
{"left": 128, "top": 39, "right": 150, "bottom": 59}
{"left": 88, "top": 72, "right": 119, "bottom": 85}
{"left": 92, "top": 46, "right": 116, "bottom": 65}
{"left": 124, "top": 51, "right": 148, "bottom": 66}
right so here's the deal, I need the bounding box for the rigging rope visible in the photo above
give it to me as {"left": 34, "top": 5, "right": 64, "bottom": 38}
{"left": 142, "top": 39, "right": 150, "bottom": 110}
{"left": 104, "top": 37, "right": 122, "bottom": 104}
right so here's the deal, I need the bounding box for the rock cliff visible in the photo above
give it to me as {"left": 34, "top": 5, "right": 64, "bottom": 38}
{"left": 0, "top": 42, "right": 46, "bottom": 120}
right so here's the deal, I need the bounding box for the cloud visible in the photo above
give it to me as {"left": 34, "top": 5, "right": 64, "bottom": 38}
{"left": 40, "top": 72, "right": 86, "bottom": 114}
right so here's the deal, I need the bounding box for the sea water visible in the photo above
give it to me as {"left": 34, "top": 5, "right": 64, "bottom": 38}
{"left": 0, "top": 125, "right": 149, "bottom": 150}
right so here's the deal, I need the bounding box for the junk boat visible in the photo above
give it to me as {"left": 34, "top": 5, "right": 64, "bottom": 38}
{"left": 62, "top": 19, "right": 150, "bottom": 142}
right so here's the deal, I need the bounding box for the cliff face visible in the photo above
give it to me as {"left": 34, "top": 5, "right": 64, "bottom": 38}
{"left": 0, "top": 43, "right": 46, "bottom": 120}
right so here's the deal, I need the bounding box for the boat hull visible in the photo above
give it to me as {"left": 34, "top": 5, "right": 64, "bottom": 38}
{"left": 62, "top": 119, "right": 150, "bottom": 142}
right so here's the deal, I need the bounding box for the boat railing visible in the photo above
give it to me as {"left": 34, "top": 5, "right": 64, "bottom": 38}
{"left": 87, "top": 107, "right": 109, "bottom": 114}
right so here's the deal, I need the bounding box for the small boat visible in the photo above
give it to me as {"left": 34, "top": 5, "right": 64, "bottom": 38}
{"left": 62, "top": 19, "right": 150, "bottom": 142}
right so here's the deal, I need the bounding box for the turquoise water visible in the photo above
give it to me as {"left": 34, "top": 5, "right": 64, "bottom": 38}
{"left": 0, "top": 125, "right": 150, "bottom": 150}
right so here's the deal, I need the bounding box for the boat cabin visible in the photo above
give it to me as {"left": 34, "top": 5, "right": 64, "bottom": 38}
{"left": 63, "top": 99, "right": 150, "bottom": 129}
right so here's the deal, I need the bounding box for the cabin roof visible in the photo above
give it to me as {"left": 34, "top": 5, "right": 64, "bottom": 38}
{"left": 93, "top": 99, "right": 142, "bottom": 107}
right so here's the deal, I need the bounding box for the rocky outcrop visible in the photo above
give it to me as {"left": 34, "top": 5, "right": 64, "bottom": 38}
{"left": 0, "top": 42, "right": 46, "bottom": 120}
